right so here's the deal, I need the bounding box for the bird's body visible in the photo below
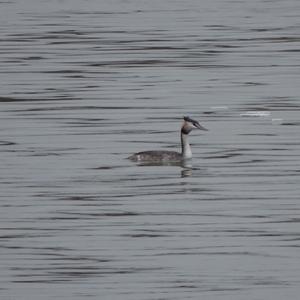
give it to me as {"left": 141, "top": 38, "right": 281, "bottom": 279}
{"left": 128, "top": 150, "right": 182, "bottom": 162}
{"left": 128, "top": 116, "right": 207, "bottom": 163}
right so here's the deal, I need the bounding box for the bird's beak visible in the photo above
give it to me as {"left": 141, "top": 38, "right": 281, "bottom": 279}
{"left": 195, "top": 122, "right": 208, "bottom": 131}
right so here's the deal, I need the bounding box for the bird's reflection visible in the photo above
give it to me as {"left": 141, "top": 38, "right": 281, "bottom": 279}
{"left": 181, "top": 160, "right": 193, "bottom": 177}
{"left": 181, "top": 167, "right": 193, "bottom": 177}
{"left": 136, "top": 160, "right": 193, "bottom": 177}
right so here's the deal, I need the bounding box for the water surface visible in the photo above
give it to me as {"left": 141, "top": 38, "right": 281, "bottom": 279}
{"left": 1, "top": 0, "right": 300, "bottom": 299}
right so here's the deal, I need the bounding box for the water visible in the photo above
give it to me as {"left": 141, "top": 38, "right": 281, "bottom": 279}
{"left": 1, "top": 0, "right": 300, "bottom": 299}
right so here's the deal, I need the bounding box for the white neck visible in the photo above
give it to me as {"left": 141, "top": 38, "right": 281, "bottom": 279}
{"left": 181, "top": 132, "right": 192, "bottom": 159}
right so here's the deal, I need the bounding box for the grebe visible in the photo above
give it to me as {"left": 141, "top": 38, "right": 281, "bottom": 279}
{"left": 128, "top": 116, "right": 207, "bottom": 162}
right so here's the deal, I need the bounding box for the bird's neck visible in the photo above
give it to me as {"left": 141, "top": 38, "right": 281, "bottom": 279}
{"left": 181, "top": 132, "right": 192, "bottom": 159}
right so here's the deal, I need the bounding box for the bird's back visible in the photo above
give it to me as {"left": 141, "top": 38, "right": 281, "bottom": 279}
{"left": 128, "top": 150, "right": 182, "bottom": 162}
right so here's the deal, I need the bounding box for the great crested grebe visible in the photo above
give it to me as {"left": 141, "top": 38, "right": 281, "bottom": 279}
{"left": 128, "top": 116, "right": 207, "bottom": 162}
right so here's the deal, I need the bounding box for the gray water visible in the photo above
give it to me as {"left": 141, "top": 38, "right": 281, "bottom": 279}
{"left": 1, "top": 0, "right": 300, "bottom": 299}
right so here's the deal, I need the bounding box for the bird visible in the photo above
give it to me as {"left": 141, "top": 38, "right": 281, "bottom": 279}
{"left": 128, "top": 116, "right": 207, "bottom": 163}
